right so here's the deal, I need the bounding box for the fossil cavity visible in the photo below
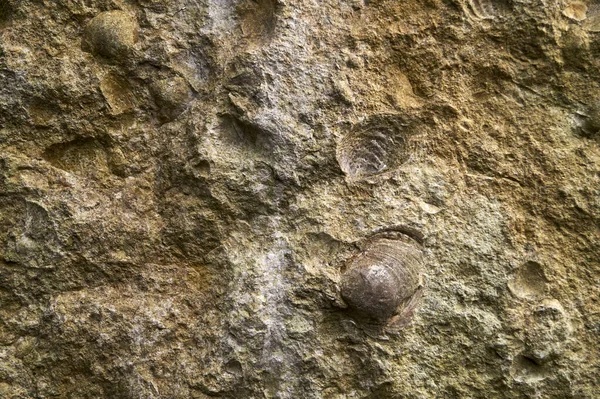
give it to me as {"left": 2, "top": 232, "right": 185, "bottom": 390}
{"left": 336, "top": 116, "right": 410, "bottom": 179}
{"left": 83, "top": 10, "right": 139, "bottom": 60}
{"left": 340, "top": 237, "right": 423, "bottom": 322}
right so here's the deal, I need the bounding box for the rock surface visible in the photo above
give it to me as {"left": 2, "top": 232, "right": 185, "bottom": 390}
{"left": 0, "top": 0, "right": 599, "bottom": 398}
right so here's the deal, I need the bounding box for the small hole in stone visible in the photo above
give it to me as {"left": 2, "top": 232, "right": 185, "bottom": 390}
{"left": 225, "top": 359, "right": 243, "bottom": 375}
{"left": 195, "top": 160, "right": 211, "bottom": 178}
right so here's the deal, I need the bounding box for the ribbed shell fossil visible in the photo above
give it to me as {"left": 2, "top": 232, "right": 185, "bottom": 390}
{"left": 336, "top": 116, "right": 409, "bottom": 179}
{"left": 340, "top": 238, "right": 423, "bottom": 322}
{"left": 465, "top": 0, "right": 509, "bottom": 20}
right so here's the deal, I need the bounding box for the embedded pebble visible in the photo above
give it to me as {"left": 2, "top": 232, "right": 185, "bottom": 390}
{"left": 83, "top": 11, "right": 138, "bottom": 60}
{"left": 150, "top": 76, "right": 193, "bottom": 122}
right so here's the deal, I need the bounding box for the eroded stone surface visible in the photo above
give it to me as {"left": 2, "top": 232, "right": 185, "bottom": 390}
{"left": 0, "top": 0, "right": 599, "bottom": 398}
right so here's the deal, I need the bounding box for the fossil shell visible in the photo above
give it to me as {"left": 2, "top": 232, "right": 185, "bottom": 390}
{"left": 464, "top": 0, "right": 509, "bottom": 21}
{"left": 563, "top": 2, "right": 587, "bottom": 21}
{"left": 340, "top": 238, "right": 423, "bottom": 321}
{"left": 150, "top": 76, "right": 193, "bottom": 122}
{"left": 336, "top": 116, "right": 409, "bottom": 179}
{"left": 83, "top": 11, "right": 138, "bottom": 60}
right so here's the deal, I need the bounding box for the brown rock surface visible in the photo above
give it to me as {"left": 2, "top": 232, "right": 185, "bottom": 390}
{"left": 0, "top": 0, "right": 599, "bottom": 398}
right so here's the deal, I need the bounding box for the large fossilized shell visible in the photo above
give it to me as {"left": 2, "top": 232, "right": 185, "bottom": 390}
{"left": 340, "top": 238, "right": 423, "bottom": 322}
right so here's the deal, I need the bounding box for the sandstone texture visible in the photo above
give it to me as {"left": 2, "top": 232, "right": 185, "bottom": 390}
{"left": 0, "top": 0, "right": 599, "bottom": 398}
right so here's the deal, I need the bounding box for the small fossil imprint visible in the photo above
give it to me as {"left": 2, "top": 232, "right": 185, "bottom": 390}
{"left": 508, "top": 261, "right": 548, "bottom": 299}
{"left": 28, "top": 99, "right": 59, "bottom": 127}
{"left": 511, "top": 354, "right": 549, "bottom": 383}
{"left": 100, "top": 73, "right": 135, "bottom": 115}
{"left": 340, "top": 236, "right": 424, "bottom": 330}
{"left": 336, "top": 116, "right": 409, "bottom": 179}
{"left": 83, "top": 10, "right": 138, "bottom": 60}
{"left": 465, "top": 0, "right": 508, "bottom": 20}
{"left": 219, "top": 114, "right": 273, "bottom": 154}
{"left": 563, "top": 2, "right": 587, "bottom": 21}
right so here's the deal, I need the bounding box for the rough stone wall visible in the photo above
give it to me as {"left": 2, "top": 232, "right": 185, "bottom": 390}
{"left": 0, "top": 0, "right": 599, "bottom": 398}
